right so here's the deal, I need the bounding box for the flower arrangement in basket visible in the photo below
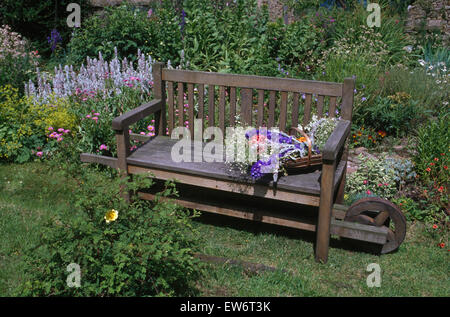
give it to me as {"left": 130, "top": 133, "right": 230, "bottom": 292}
{"left": 225, "top": 115, "right": 339, "bottom": 183}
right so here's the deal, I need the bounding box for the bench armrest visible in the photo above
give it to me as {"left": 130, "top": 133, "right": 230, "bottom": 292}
{"left": 322, "top": 119, "right": 351, "bottom": 162}
{"left": 112, "top": 99, "right": 163, "bottom": 131}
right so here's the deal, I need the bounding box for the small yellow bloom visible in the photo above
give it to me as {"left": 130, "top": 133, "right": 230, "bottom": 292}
{"left": 104, "top": 209, "right": 119, "bottom": 223}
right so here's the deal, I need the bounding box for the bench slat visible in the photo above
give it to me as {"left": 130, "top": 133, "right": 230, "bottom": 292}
{"left": 317, "top": 95, "right": 324, "bottom": 118}
{"left": 291, "top": 92, "right": 299, "bottom": 129}
{"left": 257, "top": 89, "right": 264, "bottom": 128}
{"left": 268, "top": 91, "right": 276, "bottom": 128}
{"left": 279, "top": 91, "right": 288, "bottom": 131}
{"left": 208, "top": 85, "right": 215, "bottom": 127}
{"left": 219, "top": 86, "right": 226, "bottom": 135}
{"left": 230, "top": 87, "right": 236, "bottom": 127}
{"left": 167, "top": 81, "right": 174, "bottom": 134}
{"left": 303, "top": 93, "right": 312, "bottom": 126}
{"left": 241, "top": 88, "right": 253, "bottom": 126}
{"left": 329, "top": 96, "right": 337, "bottom": 118}
{"left": 178, "top": 82, "right": 184, "bottom": 127}
{"left": 188, "top": 83, "right": 195, "bottom": 138}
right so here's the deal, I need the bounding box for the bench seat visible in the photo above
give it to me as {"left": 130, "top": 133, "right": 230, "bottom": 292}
{"left": 126, "top": 136, "right": 347, "bottom": 198}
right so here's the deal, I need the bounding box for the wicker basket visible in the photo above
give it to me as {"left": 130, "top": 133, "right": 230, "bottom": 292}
{"left": 283, "top": 127, "right": 322, "bottom": 169}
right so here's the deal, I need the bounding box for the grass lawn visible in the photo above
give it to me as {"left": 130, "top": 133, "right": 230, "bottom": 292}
{"left": 0, "top": 162, "right": 448, "bottom": 297}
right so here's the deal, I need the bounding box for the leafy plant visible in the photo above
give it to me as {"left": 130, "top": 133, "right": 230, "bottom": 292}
{"left": 345, "top": 154, "right": 397, "bottom": 199}
{"left": 67, "top": 3, "right": 181, "bottom": 66}
{"left": 413, "top": 114, "right": 450, "bottom": 188}
{"left": 0, "top": 0, "right": 91, "bottom": 57}
{"left": 361, "top": 93, "right": 422, "bottom": 137}
{"left": 384, "top": 158, "right": 417, "bottom": 190}
{"left": 0, "top": 25, "right": 40, "bottom": 93}
{"left": 18, "top": 174, "right": 202, "bottom": 296}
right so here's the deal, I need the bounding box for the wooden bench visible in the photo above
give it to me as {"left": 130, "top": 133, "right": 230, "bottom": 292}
{"left": 81, "top": 63, "right": 405, "bottom": 263}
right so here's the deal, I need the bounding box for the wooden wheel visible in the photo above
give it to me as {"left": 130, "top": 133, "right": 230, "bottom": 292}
{"left": 344, "top": 197, "right": 406, "bottom": 254}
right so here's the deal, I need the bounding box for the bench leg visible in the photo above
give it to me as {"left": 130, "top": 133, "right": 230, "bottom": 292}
{"left": 315, "top": 161, "right": 336, "bottom": 263}
{"left": 335, "top": 166, "right": 346, "bottom": 204}
{"left": 116, "top": 130, "right": 131, "bottom": 203}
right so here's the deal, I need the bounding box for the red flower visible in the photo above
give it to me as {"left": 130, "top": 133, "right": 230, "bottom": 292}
{"left": 434, "top": 157, "right": 439, "bottom": 161}
{"left": 444, "top": 166, "right": 448, "bottom": 170}
{"left": 432, "top": 224, "right": 438, "bottom": 229}
{"left": 438, "top": 186, "right": 444, "bottom": 193}
{"left": 429, "top": 163, "right": 435, "bottom": 166}
{"left": 439, "top": 243, "right": 445, "bottom": 248}
{"left": 426, "top": 167, "right": 431, "bottom": 172}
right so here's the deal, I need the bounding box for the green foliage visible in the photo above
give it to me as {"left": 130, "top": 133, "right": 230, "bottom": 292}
{"left": 345, "top": 154, "right": 397, "bottom": 199}
{"left": 0, "top": 25, "right": 40, "bottom": 93}
{"left": 413, "top": 114, "right": 450, "bottom": 187}
{"left": 361, "top": 92, "right": 423, "bottom": 137}
{"left": 0, "top": 86, "right": 79, "bottom": 163}
{"left": 349, "top": 125, "right": 384, "bottom": 149}
{"left": 384, "top": 158, "right": 417, "bottom": 190}
{"left": 380, "top": 66, "right": 449, "bottom": 113}
{"left": 392, "top": 197, "right": 438, "bottom": 223}
{"left": 18, "top": 174, "right": 202, "bottom": 296}
{"left": 67, "top": 3, "right": 182, "bottom": 65}
{"left": 0, "top": 0, "right": 91, "bottom": 57}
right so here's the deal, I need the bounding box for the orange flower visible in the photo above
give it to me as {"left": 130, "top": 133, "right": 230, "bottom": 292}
{"left": 357, "top": 131, "right": 362, "bottom": 136}
{"left": 297, "top": 137, "right": 307, "bottom": 143}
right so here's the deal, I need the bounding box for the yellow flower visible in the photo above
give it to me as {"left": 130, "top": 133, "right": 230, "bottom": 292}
{"left": 104, "top": 209, "right": 119, "bottom": 223}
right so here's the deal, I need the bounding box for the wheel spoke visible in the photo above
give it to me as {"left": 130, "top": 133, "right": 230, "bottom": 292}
{"left": 374, "top": 211, "right": 390, "bottom": 227}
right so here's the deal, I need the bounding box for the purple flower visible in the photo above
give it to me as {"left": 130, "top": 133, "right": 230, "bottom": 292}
{"left": 47, "top": 29, "right": 62, "bottom": 52}
{"left": 147, "top": 8, "right": 153, "bottom": 18}
{"left": 361, "top": 97, "right": 367, "bottom": 102}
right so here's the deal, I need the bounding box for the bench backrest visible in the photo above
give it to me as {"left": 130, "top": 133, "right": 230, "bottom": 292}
{"left": 152, "top": 63, "right": 355, "bottom": 139}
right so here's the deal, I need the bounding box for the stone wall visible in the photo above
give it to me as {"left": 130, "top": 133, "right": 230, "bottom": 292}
{"left": 405, "top": 0, "right": 450, "bottom": 43}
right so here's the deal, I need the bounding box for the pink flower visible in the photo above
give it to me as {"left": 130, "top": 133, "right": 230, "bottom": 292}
{"left": 363, "top": 180, "right": 368, "bottom": 185}
{"left": 57, "top": 137, "right": 63, "bottom": 142}
{"left": 140, "top": 132, "right": 146, "bottom": 135}
{"left": 366, "top": 190, "right": 372, "bottom": 195}
{"left": 86, "top": 114, "right": 91, "bottom": 118}
{"left": 64, "top": 129, "right": 70, "bottom": 134}
{"left": 94, "top": 113, "right": 100, "bottom": 116}
{"left": 378, "top": 183, "right": 382, "bottom": 187}
{"left": 36, "top": 151, "right": 43, "bottom": 158}
{"left": 99, "top": 144, "right": 108, "bottom": 151}
{"left": 48, "top": 127, "right": 54, "bottom": 131}
{"left": 58, "top": 128, "right": 64, "bottom": 132}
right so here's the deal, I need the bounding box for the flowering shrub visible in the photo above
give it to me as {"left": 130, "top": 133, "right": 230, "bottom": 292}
{"left": 414, "top": 115, "right": 449, "bottom": 188}
{"left": 345, "top": 154, "right": 397, "bottom": 200}
{"left": 350, "top": 125, "right": 384, "bottom": 148}
{"left": 362, "top": 93, "right": 422, "bottom": 137}
{"left": 18, "top": 174, "right": 202, "bottom": 296}
{"left": 27, "top": 94, "right": 78, "bottom": 134}
{"left": 25, "top": 48, "right": 154, "bottom": 102}
{"left": 0, "top": 25, "right": 40, "bottom": 91}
